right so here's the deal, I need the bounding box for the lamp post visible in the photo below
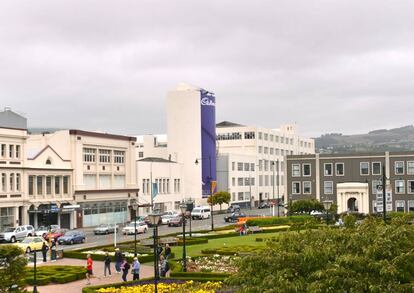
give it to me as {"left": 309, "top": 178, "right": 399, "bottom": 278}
{"left": 180, "top": 202, "right": 187, "bottom": 272}
{"left": 32, "top": 249, "right": 38, "bottom": 293}
{"left": 323, "top": 200, "right": 332, "bottom": 225}
{"left": 271, "top": 162, "right": 275, "bottom": 216}
{"left": 132, "top": 201, "right": 139, "bottom": 257}
{"left": 148, "top": 212, "right": 161, "bottom": 293}
{"left": 195, "top": 157, "right": 214, "bottom": 231}
{"left": 276, "top": 159, "right": 280, "bottom": 217}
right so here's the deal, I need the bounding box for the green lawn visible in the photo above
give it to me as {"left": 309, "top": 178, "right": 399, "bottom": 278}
{"left": 171, "top": 232, "right": 282, "bottom": 257}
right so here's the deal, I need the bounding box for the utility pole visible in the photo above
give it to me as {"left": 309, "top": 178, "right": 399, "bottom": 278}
{"left": 209, "top": 156, "right": 214, "bottom": 231}
{"left": 382, "top": 165, "right": 386, "bottom": 223}
{"left": 277, "top": 159, "right": 280, "bottom": 217}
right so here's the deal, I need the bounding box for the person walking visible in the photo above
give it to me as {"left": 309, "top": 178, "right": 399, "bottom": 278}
{"left": 164, "top": 244, "right": 171, "bottom": 259}
{"left": 114, "top": 248, "right": 122, "bottom": 274}
{"left": 132, "top": 257, "right": 140, "bottom": 281}
{"left": 104, "top": 252, "right": 112, "bottom": 277}
{"left": 41, "top": 242, "right": 48, "bottom": 262}
{"left": 86, "top": 254, "right": 93, "bottom": 285}
{"left": 121, "top": 258, "right": 130, "bottom": 282}
{"left": 50, "top": 239, "right": 57, "bottom": 261}
{"left": 159, "top": 255, "right": 169, "bottom": 277}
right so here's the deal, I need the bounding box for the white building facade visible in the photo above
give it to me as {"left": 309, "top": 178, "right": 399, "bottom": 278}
{"left": 216, "top": 122, "right": 315, "bottom": 208}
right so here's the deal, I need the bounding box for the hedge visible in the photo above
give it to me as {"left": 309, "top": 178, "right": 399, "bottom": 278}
{"left": 201, "top": 245, "right": 263, "bottom": 256}
{"left": 177, "top": 237, "right": 209, "bottom": 246}
{"left": 25, "top": 265, "right": 86, "bottom": 285}
{"left": 246, "top": 215, "right": 315, "bottom": 227}
{"left": 63, "top": 250, "right": 159, "bottom": 264}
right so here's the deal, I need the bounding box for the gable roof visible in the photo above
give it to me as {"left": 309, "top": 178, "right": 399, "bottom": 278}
{"left": 27, "top": 145, "right": 70, "bottom": 162}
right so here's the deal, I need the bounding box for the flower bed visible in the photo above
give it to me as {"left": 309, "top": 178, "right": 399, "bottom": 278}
{"left": 81, "top": 250, "right": 149, "bottom": 258}
{"left": 96, "top": 280, "right": 223, "bottom": 293}
{"left": 201, "top": 245, "right": 263, "bottom": 256}
{"left": 186, "top": 255, "right": 240, "bottom": 274}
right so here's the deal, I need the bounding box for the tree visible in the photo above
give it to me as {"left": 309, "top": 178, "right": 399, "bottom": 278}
{"left": 289, "top": 199, "right": 324, "bottom": 214}
{"left": 0, "top": 245, "right": 28, "bottom": 293}
{"left": 227, "top": 217, "right": 414, "bottom": 292}
{"left": 214, "top": 191, "right": 231, "bottom": 211}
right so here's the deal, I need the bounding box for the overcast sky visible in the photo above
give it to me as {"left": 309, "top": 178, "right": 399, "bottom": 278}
{"left": 1, "top": 1, "right": 413, "bottom": 137}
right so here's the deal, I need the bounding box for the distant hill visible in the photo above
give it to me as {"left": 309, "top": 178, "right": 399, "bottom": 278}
{"left": 28, "top": 128, "right": 64, "bottom": 134}
{"left": 315, "top": 125, "right": 414, "bottom": 153}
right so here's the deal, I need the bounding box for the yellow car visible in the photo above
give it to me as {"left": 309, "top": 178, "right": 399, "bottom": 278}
{"left": 14, "top": 236, "right": 49, "bottom": 254}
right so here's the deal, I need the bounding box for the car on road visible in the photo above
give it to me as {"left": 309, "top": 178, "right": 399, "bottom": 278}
{"left": 122, "top": 222, "right": 148, "bottom": 235}
{"left": 161, "top": 211, "right": 179, "bottom": 225}
{"left": 191, "top": 206, "right": 211, "bottom": 220}
{"left": 35, "top": 225, "right": 60, "bottom": 237}
{"left": 144, "top": 216, "right": 162, "bottom": 227}
{"left": 0, "top": 225, "right": 35, "bottom": 243}
{"left": 168, "top": 216, "right": 183, "bottom": 227}
{"left": 227, "top": 205, "right": 241, "bottom": 213}
{"left": 94, "top": 224, "right": 118, "bottom": 235}
{"left": 58, "top": 230, "right": 86, "bottom": 245}
{"left": 224, "top": 212, "right": 247, "bottom": 223}
{"left": 258, "top": 202, "right": 270, "bottom": 209}
{"left": 44, "top": 228, "right": 67, "bottom": 242}
{"left": 14, "top": 236, "right": 49, "bottom": 254}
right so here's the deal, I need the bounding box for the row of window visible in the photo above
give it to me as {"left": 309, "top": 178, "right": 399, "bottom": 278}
{"left": 232, "top": 177, "right": 256, "bottom": 187}
{"left": 231, "top": 161, "right": 286, "bottom": 172}
{"left": 231, "top": 191, "right": 251, "bottom": 202}
{"left": 0, "top": 144, "right": 21, "bottom": 160}
{"left": 0, "top": 173, "right": 21, "bottom": 192}
{"left": 258, "top": 146, "right": 295, "bottom": 156}
{"left": 83, "top": 174, "right": 125, "bottom": 189}
{"left": 141, "top": 178, "right": 181, "bottom": 195}
{"left": 28, "top": 175, "right": 70, "bottom": 196}
{"left": 83, "top": 148, "right": 125, "bottom": 164}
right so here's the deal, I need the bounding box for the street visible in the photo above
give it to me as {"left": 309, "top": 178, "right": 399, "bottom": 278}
{"left": 60, "top": 207, "right": 282, "bottom": 251}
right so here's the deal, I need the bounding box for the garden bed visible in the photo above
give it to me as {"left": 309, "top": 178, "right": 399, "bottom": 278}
{"left": 25, "top": 265, "right": 86, "bottom": 285}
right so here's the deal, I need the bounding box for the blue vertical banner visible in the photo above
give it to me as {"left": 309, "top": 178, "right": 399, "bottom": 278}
{"left": 152, "top": 183, "right": 158, "bottom": 199}
{"left": 200, "top": 89, "right": 217, "bottom": 198}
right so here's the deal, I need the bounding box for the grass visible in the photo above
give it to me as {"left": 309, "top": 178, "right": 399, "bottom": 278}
{"left": 170, "top": 231, "right": 283, "bottom": 258}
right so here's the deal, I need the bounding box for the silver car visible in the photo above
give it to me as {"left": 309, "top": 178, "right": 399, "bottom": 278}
{"left": 94, "top": 224, "right": 117, "bottom": 235}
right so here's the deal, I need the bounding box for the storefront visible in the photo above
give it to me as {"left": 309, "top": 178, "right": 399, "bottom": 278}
{"left": 0, "top": 207, "right": 15, "bottom": 231}
{"left": 80, "top": 200, "right": 128, "bottom": 227}
{"left": 28, "top": 203, "right": 73, "bottom": 229}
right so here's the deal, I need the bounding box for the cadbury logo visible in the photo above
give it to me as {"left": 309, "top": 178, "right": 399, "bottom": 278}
{"left": 201, "top": 97, "right": 215, "bottom": 106}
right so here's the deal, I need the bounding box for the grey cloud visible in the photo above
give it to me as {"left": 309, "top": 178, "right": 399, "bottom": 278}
{"left": 0, "top": 0, "right": 413, "bottom": 137}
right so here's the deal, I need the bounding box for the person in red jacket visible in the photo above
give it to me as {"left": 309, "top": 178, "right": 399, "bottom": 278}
{"left": 86, "top": 254, "right": 93, "bottom": 285}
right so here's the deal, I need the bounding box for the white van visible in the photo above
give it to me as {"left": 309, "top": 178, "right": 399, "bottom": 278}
{"left": 0, "top": 225, "right": 35, "bottom": 243}
{"left": 191, "top": 206, "right": 211, "bottom": 220}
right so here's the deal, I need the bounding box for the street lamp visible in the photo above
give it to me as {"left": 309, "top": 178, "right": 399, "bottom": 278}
{"left": 32, "top": 249, "right": 38, "bottom": 293}
{"left": 195, "top": 157, "right": 215, "bottom": 231}
{"left": 180, "top": 202, "right": 187, "bottom": 272}
{"left": 148, "top": 212, "right": 161, "bottom": 293}
{"left": 323, "top": 200, "right": 332, "bottom": 225}
{"left": 131, "top": 201, "right": 139, "bottom": 257}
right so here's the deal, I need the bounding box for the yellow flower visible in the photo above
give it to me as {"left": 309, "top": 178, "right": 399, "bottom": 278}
{"left": 96, "top": 281, "right": 223, "bottom": 293}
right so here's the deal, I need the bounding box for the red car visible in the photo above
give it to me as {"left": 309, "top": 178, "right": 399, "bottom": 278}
{"left": 44, "top": 229, "right": 67, "bottom": 242}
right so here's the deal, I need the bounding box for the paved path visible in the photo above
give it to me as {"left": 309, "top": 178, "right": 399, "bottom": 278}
{"left": 32, "top": 258, "right": 154, "bottom": 293}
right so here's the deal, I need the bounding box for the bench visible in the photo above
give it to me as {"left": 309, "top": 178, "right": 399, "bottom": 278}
{"left": 249, "top": 226, "right": 263, "bottom": 234}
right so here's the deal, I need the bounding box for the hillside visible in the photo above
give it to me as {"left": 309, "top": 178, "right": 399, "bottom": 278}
{"left": 315, "top": 125, "right": 414, "bottom": 153}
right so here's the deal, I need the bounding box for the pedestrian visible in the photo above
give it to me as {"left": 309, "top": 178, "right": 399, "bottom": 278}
{"left": 51, "top": 239, "right": 57, "bottom": 261}
{"left": 41, "top": 241, "right": 48, "bottom": 262}
{"left": 132, "top": 257, "right": 140, "bottom": 281}
{"left": 121, "top": 258, "right": 130, "bottom": 282}
{"left": 114, "top": 248, "right": 122, "bottom": 274}
{"left": 85, "top": 254, "right": 93, "bottom": 285}
{"left": 104, "top": 252, "right": 112, "bottom": 277}
{"left": 164, "top": 244, "right": 171, "bottom": 259}
{"left": 159, "top": 255, "right": 169, "bottom": 277}
{"left": 239, "top": 225, "right": 244, "bottom": 236}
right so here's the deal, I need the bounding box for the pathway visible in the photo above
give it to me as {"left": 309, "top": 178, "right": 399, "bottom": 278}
{"left": 31, "top": 258, "right": 154, "bottom": 293}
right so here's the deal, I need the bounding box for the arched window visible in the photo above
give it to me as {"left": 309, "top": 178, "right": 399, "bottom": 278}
{"left": 46, "top": 158, "right": 52, "bottom": 165}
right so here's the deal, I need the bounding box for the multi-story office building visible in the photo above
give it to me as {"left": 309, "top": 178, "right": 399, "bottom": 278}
{"left": 27, "top": 130, "right": 139, "bottom": 228}
{"left": 286, "top": 152, "right": 414, "bottom": 214}
{"left": 217, "top": 122, "right": 315, "bottom": 207}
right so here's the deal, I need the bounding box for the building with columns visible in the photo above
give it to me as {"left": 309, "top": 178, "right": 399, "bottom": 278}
{"left": 286, "top": 152, "right": 414, "bottom": 214}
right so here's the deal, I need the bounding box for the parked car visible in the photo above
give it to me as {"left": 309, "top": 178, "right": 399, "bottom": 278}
{"left": 161, "top": 211, "right": 179, "bottom": 225}
{"left": 14, "top": 236, "right": 49, "bottom": 254}
{"left": 58, "top": 230, "right": 86, "bottom": 245}
{"left": 35, "top": 225, "right": 60, "bottom": 237}
{"left": 258, "top": 202, "right": 270, "bottom": 209}
{"left": 0, "top": 225, "right": 35, "bottom": 243}
{"left": 224, "top": 212, "right": 246, "bottom": 223}
{"left": 122, "top": 222, "right": 148, "bottom": 235}
{"left": 227, "top": 205, "right": 241, "bottom": 213}
{"left": 94, "top": 224, "right": 117, "bottom": 235}
{"left": 44, "top": 228, "right": 67, "bottom": 242}
{"left": 168, "top": 216, "right": 183, "bottom": 227}
{"left": 191, "top": 206, "right": 211, "bottom": 220}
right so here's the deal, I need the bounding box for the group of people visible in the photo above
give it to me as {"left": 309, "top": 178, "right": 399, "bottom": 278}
{"left": 85, "top": 248, "right": 140, "bottom": 285}
{"left": 40, "top": 239, "right": 58, "bottom": 262}
{"left": 85, "top": 244, "right": 172, "bottom": 285}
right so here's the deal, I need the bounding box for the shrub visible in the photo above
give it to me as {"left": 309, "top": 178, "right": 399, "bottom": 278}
{"left": 343, "top": 214, "right": 357, "bottom": 228}
{"left": 0, "top": 245, "right": 28, "bottom": 292}
{"left": 25, "top": 266, "right": 86, "bottom": 285}
{"left": 177, "top": 237, "right": 208, "bottom": 246}
{"left": 246, "top": 215, "right": 314, "bottom": 227}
